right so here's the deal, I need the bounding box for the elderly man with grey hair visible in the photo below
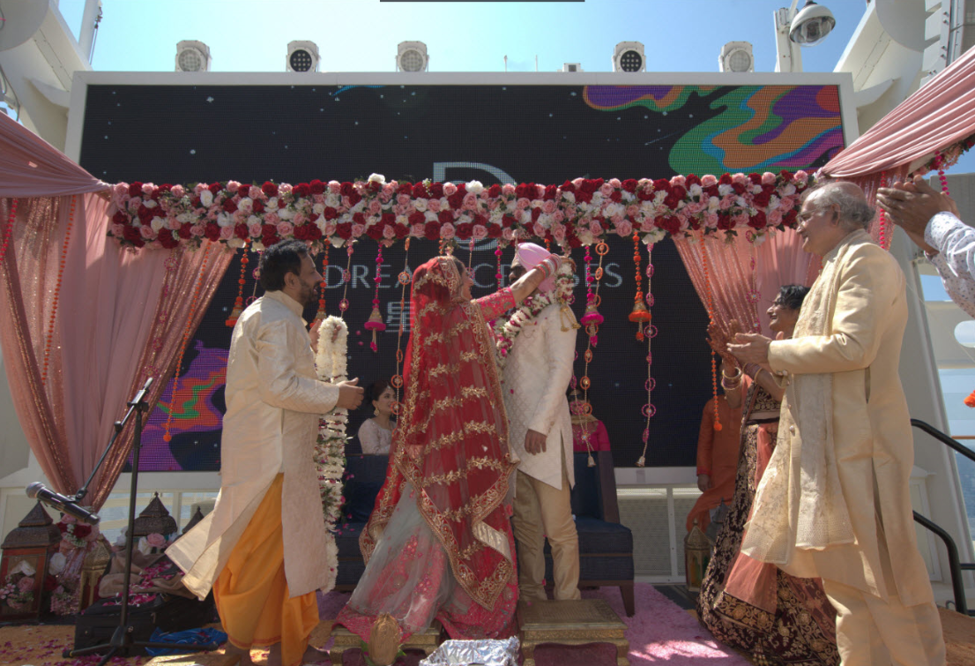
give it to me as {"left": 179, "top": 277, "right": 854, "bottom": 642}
{"left": 728, "top": 182, "right": 946, "bottom": 665}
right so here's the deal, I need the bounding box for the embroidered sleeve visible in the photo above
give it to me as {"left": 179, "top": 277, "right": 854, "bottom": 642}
{"left": 924, "top": 212, "right": 975, "bottom": 318}
{"left": 476, "top": 287, "right": 516, "bottom": 321}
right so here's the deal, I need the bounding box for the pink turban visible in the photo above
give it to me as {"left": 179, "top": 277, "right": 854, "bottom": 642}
{"left": 512, "top": 242, "right": 556, "bottom": 292}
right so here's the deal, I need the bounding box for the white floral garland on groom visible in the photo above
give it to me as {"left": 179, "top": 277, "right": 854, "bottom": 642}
{"left": 493, "top": 261, "right": 577, "bottom": 373}
{"left": 314, "top": 316, "right": 349, "bottom": 592}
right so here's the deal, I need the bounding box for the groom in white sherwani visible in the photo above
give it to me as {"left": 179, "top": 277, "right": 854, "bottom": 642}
{"left": 500, "top": 242, "right": 581, "bottom": 602}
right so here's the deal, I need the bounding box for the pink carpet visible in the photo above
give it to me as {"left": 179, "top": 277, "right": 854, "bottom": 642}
{"left": 318, "top": 584, "right": 751, "bottom": 665}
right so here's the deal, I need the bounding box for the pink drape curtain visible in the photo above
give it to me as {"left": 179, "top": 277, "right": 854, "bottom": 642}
{"left": 0, "top": 114, "right": 233, "bottom": 509}
{"left": 820, "top": 43, "right": 975, "bottom": 201}
{"left": 672, "top": 229, "right": 817, "bottom": 339}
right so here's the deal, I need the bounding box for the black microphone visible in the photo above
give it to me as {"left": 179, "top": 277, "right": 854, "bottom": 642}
{"left": 26, "top": 482, "right": 101, "bottom": 524}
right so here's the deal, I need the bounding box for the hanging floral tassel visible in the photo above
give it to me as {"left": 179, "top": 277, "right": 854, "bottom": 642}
{"left": 579, "top": 241, "right": 609, "bottom": 467}
{"left": 364, "top": 243, "right": 386, "bottom": 352}
{"left": 391, "top": 238, "right": 411, "bottom": 414}
{"left": 877, "top": 172, "right": 890, "bottom": 251}
{"left": 311, "top": 249, "right": 329, "bottom": 330}
{"left": 338, "top": 242, "right": 354, "bottom": 316}
{"left": 636, "top": 244, "right": 656, "bottom": 467}
{"left": 226, "top": 243, "right": 249, "bottom": 327}
{"left": 965, "top": 388, "right": 975, "bottom": 408}
{"left": 580, "top": 243, "right": 608, "bottom": 344}
{"left": 628, "top": 232, "right": 651, "bottom": 339}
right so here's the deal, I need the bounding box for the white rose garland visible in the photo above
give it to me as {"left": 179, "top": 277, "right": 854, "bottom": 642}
{"left": 314, "top": 315, "right": 349, "bottom": 592}
{"left": 494, "top": 262, "right": 576, "bottom": 374}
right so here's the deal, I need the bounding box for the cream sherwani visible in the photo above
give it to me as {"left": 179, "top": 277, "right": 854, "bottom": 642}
{"left": 169, "top": 290, "right": 339, "bottom": 599}
{"left": 742, "top": 231, "right": 945, "bottom": 665}
{"left": 502, "top": 302, "right": 580, "bottom": 601}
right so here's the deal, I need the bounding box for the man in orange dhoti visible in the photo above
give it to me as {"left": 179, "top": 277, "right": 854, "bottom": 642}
{"left": 686, "top": 392, "right": 742, "bottom": 534}
{"left": 168, "top": 241, "right": 364, "bottom": 666}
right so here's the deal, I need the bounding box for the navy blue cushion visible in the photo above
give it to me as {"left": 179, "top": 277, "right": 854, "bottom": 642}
{"left": 570, "top": 453, "right": 601, "bottom": 519}
{"left": 542, "top": 517, "right": 632, "bottom": 555}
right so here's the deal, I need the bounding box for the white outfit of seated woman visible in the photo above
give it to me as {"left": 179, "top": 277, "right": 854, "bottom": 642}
{"left": 357, "top": 380, "right": 395, "bottom": 455}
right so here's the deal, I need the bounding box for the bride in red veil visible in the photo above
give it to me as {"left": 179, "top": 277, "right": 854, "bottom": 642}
{"left": 336, "top": 253, "right": 559, "bottom": 641}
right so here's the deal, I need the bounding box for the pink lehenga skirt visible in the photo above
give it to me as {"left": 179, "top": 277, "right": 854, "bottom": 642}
{"left": 335, "top": 483, "right": 518, "bottom": 642}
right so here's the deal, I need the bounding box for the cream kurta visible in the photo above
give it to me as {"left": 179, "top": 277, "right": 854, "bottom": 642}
{"left": 743, "top": 232, "right": 934, "bottom": 607}
{"left": 502, "top": 303, "right": 576, "bottom": 489}
{"left": 168, "top": 290, "right": 339, "bottom": 600}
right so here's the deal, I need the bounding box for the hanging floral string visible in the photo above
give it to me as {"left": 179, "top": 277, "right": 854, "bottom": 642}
{"left": 701, "top": 235, "right": 722, "bottom": 432}
{"left": 364, "top": 243, "right": 387, "bottom": 352}
{"left": 248, "top": 250, "right": 262, "bottom": 306}
{"left": 312, "top": 250, "right": 329, "bottom": 328}
{"left": 628, "top": 231, "right": 651, "bottom": 339}
{"left": 495, "top": 241, "right": 504, "bottom": 287}
{"left": 163, "top": 244, "right": 212, "bottom": 443}
{"left": 578, "top": 242, "right": 608, "bottom": 466}
{"left": 338, "top": 242, "right": 355, "bottom": 317}
{"left": 314, "top": 316, "right": 349, "bottom": 591}
{"left": 636, "top": 243, "right": 656, "bottom": 467}
{"left": 391, "top": 239, "right": 411, "bottom": 415}
{"left": 225, "top": 243, "right": 249, "bottom": 327}
{"left": 42, "top": 195, "right": 76, "bottom": 385}
{"left": 0, "top": 198, "right": 17, "bottom": 266}
{"left": 876, "top": 172, "right": 890, "bottom": 251}
{"left": 935, "top": 151, "right": 951, "bottom": 195}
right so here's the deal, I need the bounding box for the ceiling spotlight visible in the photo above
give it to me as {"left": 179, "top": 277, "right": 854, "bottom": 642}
{"left": 287, "top": 41, "right": 320, "bottom": 73}
{"left": 719, "top": 41, "right": 754, "bottom": 73}
{"left": 175, "top": 40, "right": 211, "bottom": 72}
{"left": 397, "top": 41, "right": 429, "bottom": 72}
{"left": 789, "top": 1, "right": 835, "bottom": 46}
{"left": 613, "top": 42, "right": 646, "bottom": 73}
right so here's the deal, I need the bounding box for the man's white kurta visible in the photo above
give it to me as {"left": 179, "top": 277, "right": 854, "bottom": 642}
{"left": 502, "top": 303, "right": 576, "bottom": 488}
{"left": 744, "top": 232, "right": 934, "bottom": 607}
{"left": 168, "top": 290, "right": 339, "bottom": 599}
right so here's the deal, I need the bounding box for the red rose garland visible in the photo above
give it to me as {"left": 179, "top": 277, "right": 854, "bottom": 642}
{"left": 106, "top": 173, "right": 813, "bottom": 252}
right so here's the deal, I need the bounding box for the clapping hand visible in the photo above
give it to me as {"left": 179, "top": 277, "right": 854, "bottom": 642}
{"left": 707, "top": 319, "right": 742, "bottom": 370}
{"left": 727, "top": 332, "right": 772, "bottom": 368}
{"left": 877, "top": 176, "right": 959, "bottom": 254}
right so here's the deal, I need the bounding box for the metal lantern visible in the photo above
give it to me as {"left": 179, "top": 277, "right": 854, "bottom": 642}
{"left": 0, "top": 502, "right": 61, "bottom": 621}
{"left": 78, "top": 537, "right": 112, "bottom": 612}
{"left": 684, "top": 519, "right": 712, "bottom": 593}
{"left": 183, "top": 506, "right": 205, "bottom": 534}
{"left": 132, "top": 493, "right": 177, "bottom": 538}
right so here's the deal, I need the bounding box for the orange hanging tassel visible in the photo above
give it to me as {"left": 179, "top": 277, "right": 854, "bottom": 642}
{"left": 965, "top": 388, "right": 975, "bottom": 408}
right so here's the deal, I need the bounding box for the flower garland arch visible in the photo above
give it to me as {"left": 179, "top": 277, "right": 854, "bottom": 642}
{"left": 107, "top": 171, "right": 812, "bottom": 251}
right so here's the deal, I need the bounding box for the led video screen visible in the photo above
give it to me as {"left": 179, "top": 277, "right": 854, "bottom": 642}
{"left": 78, "top": 81, "right": 846, "bottom": 471}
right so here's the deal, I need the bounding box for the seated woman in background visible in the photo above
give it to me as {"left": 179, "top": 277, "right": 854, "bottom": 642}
{"left": 697, "top": 284, "right": 839, "bottom": 666}
{"left": 358, "top": 380, "right": 395, "bottom": 455}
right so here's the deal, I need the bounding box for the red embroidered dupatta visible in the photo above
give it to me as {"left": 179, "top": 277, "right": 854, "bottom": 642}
{"left": 360, "top": 256, "right": 517, "bottom": 610}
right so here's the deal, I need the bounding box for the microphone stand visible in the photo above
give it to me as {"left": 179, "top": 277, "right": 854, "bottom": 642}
{"left": 61, "top": 378, "right": 219, "bottom": 665}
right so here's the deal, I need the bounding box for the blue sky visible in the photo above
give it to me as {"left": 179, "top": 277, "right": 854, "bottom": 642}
{"left": 60, "top": 0, "right": 866, "bottom": 74}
